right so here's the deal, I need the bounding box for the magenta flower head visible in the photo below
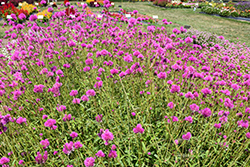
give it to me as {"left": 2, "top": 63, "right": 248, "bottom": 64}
{"left": 246, "top": 132, "right": 250, "bottom": 139}
{"left": 74, "top": 141, "right": 83, "bottom": 149}
{"left": 35, "top": 151, "right": 48, "bottom": 164}
{"left": 95, "top": 115, "right": 103, "bottom": 122}
{"left": 63, "top": 141, "right": 74, "bottom": 155}
{"left": 168, "top": 102, "right": 174, "bottom": 109}
{"left": 81, "top": 95, "right": 89, "bottom": 101}
{"left": 201, "top": 108, "right": 212, "bottom": 117}
{"left": 214, "top": 123, "right": 221, "bottom": 129}
{"left": 185, "top": 37, "right": 193, "bottom": 43}
{"left": 170, "top": 85, "right": 180, "bottom": 93}
{"left": 96, "top": 150, "right": 105, "bottom": 157}
{"left": 69, "top": 90, "right": 78, "bottom": 96}
{"left": 44, "top": 119, "right": 56, "bottom": 129}
{"left": 48, "top": 7, "right": 53, "bottom": 12}
{"left": 18, "top": 13, "right": 26, "bottom": 20}
{"left": 108, "top": 150, "right": 117, "bottom": 158}
{"left": 16, "top": 117, "right": 27, "bottom": 124}
{"left": 0, "top": 157, "right": 10, "bottom": 165}
{"left": 29, "top": 15, "right": 38, "bottom": 21}
{"left": 101, "top": 129, "right": 114, "bottom": 145}
{"left": 133, "top": 124, "right": 144, "bottom": 134}
{"left": 84, "top": 157, "right": 95, "bottom": 167}
{"left": 131, "top": 112, "right": 136, "bottom": 116}
{"left": 70, "top": 132, "right": 78, "bottom": 139}
{"left": 86, "top": 89, "right": 96, "bottom": 96}
{"left": 40, "top": 139, "right": 50, "bottom": 149}
{"left": 184, "top": 116, "right": 193, "bottom": 123}
{"left": 157, "top": 72, "right": 167, "bottom": 79}
{"left": 18, "top": 160, "right": 24, "bottom": 165}
{"left": 182, "top": 132, "right": 192, "bottom": 140}
{"left": 111, "top": 144, "right": 116, "bottom": 150}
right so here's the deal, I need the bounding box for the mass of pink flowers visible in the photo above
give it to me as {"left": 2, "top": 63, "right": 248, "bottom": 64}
{"left": 0, "top": 1, "right": 250, "bottom": 166}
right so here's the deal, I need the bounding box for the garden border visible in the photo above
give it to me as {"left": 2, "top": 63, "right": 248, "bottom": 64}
{"left": 199, "top": 12, "right": 250, "bottom": 22}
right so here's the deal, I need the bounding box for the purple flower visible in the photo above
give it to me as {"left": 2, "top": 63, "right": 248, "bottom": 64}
{"left": 40, "top": 139, "right": 50, "bottom": 149}
{"left": 170, "top": 85, "right": 180, "bottom": 93}
{"left": 85, "top": 58, "right": 94, "bottom": 65}
{"left": 111, "top": 144, "right": 116, "bottom": 150}
{"left": 0, "top": 157, "right": 10, "bottom": 165}
{"left": 18, "top": 13, "right": 26, "bottom": 20}
{"left": 182, "top": 132, "right": 192, "bottom": 140}
{"left": 44, "top": 119, "right": 56, "bottom": 129}
{"left": 96, "top": 150, "right": 105, "bottom": 157}
{"left": 190, "top": 104, "right": 199, "bottom": 112}
{"left": 74, "top": 141, "right": 83, "bottom": 149}
{"left": 95, "top": 115, "right": 103, "bottom": 122}
{"left": 201, "top": 108, "right": 212, "bottom": 117}
{"left": 48, "top": 7, "right": 53, "bottom": 12}
{"left": 131, "top": 112, "right": 136, "bottom": 116}
{"left": 86, "top": 89, "right": 96, "bottom": 96}
{"left": 35, "top": 151, "right": 48, "bottom": 164}
{"left": 246, "top": 132, "right": 250, "bottom": 139}
{"left": 168, "top": 102, "right": 174, "bottom": 109}
{"left": 101, "top": 129, "right": 114, "bottom": 145}
{"left": 133, "top": 124, "right": 144, "bottom": 134}
{"left": 214, "top": 123, "right": 221, "bottom": 129}
{"left": 84, "top": 157, "right": 95, "bottom": 167}
{"left": 70, "top": 90, "right": 78, "bottom": 96}
{"left": 108, "top": 150, "right": 117, "bottom": 158}
{"left": 70, "top": 132, "right": 78, "bottom": 139}
{"left": 157, "top": 72, "right": 167, "bottom": 79}
{"left": 63, "top": 141, "right": 74, "bottom": 155}
{"left": 184, "top": 116, "right": 193, "bottom": 123}
{"left": 16, "top": 117, "right": 26, "bottom": 124}
{"left": 81, "top": 95, "right": 89, "bottom": 101}
{"left": 29, "top": 15, "right": 37, "bottom": 21}
{"left": 18, "top": 160, "right": 24, "bottom": 165}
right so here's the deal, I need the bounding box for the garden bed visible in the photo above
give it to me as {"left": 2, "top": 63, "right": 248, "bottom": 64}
{"left": 199, "top": 11, "right": 250, "bottom": 21}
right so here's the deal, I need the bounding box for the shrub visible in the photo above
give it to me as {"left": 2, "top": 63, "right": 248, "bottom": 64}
{"left": 231, "top": 11, "right": 239, "bottom": 17}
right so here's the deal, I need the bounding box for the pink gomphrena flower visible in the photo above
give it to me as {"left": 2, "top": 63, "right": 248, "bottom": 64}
{"left": 168, "top": 102, "right": 174, "bottom": 109}
{"left": 63, "top": 141, "right": 74, "bottom": 155}
{"left": 157, "top": 72, "right": 167, "bottom": 79}
{"left": 174, "top": 140, "right": 179, "bottom": 145}
{"left": 94, "top": 81, "right": 103, "bottom": 89}
{"left": 101, "top": 129, "right": 114, "bottom": 145}
{"left": 214, "top": 123, "right": 221, "bottom": 129}
{"left": 56, "top": 105, "right": 66, "bottom": 112}
{"left": 72, "top": 98, "right": 81, "bottom": 104}
{"left": 182, "top": 132, "right": 192, "bottom": 140}
{"left": 111, "top": 144, "right": 116, "bottom": 150}
{"left": 16, "top": 117, "right": 27, "bottom": 124}
{"left": 184, "top": 116, "right": 193, "bottom": 123}
{"left": 133, "top": 124, "right": 144, "bottom": 134}
{"left": 63, "top": 114, "right": 72, "bottom": 122}
{"left": 35, "top": 151, "right": 48, "bottom": 164}
{"left": 131, "top": 112, "right": 136, "bottom": 116}
{"left": 70, "top": 132, "right": 78, "bottom": 139}
{"left": 42, "top": 115, "right": 48, "bottom": 120}
{"left": 201, "top": 88, "right": 212, "bottom": 95}
{"left": 96, "top": 150, "right": 105, "bottom": 157}
{"left": 67, "top": 165, "right": 73, "bottom": 167}
{"left": 185, "top": 37, "right": 193, "bottom": 43}
{"left": 108, "top": 150, "right": 117, "bottom": 158}
{"left": 170, "top": 85, "right": 180, "bottom": 93}
{"left": 74, "top": 141, "right": 83, "bottom": 149}
{"left": 0, "top": 157, "right": 10, "bottom": 165}
{"left": 81, "top": 95, "right": 89, "bottom": 101}
{"left": 84, "top": 157, "right": 95, "bottom": 167}
{"left": 70, "top": 90, "right": 78, "bottom": 97}
{"left": 201, "top": 108, "right": 212, "bottom": 117}
{"left": 33, "top": 84, "right": 45, "bottom": 93}
{"left": 18, "top": 160, "right": 24, "bottom": 165}
{"left": 95, "top": 115, "right": 103, "bottom": 122}
{"left": 86, "top": 89, "right": 96, "bottom": 97}
{"left": 246, "top": 132, "right": 250, "bottom": 139}
{"left": 147, "top": 152, "right": 151, "bottom": 155}
{"left": 44, "top": 119, "right": 57, "bottom": 130}
{"left": 237, "top": 120, "right": 249, "bottom": 128}
{"left": 40, "top": 139, "right": 50, "bottom": 149}
{"left": 172, "top": 116, "right": 179, "bottom": 122}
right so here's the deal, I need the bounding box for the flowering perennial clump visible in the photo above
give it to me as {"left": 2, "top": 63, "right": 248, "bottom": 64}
{"left": 0, "top": 1, "right": 250, "bottom": 166}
